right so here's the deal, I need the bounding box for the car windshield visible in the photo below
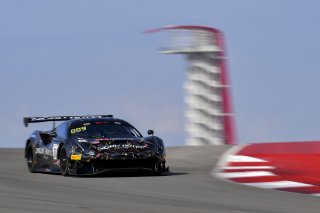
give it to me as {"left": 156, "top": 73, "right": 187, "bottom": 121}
{"left": 69, "top": 121, "right": 142, "bottom": 139}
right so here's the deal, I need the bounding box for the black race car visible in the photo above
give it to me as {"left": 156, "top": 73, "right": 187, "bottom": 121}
{"left": 23, "top": 115, "right": 169, "bottom": 176}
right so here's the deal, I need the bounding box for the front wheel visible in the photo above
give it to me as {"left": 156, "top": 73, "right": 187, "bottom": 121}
{"left": 152, "top": 160, "right": 165, "bottom": 176}
{"left": 59, "top": 146, "right": 70, "bottom": 176}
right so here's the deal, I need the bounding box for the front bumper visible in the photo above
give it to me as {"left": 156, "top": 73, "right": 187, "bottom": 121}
{"left": 68, "top": 156, "right": 167, "bottom": 175}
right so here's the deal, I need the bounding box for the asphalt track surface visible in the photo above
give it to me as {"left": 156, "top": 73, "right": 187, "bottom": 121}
{"left": 1, "top": 146, "right": 320, "bottom": 213}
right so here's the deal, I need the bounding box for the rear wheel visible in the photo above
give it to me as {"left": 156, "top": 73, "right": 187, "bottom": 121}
{"left": 26, "top": 147, "right": 35, "bottom": 173}
{"left": 59, "top": 146, "right": 70, "bottom": 176}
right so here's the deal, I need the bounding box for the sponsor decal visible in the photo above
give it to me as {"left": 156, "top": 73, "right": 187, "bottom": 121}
{"left": 71, "top": 154, "right": 82, "bottom": 160}
{"left": 30, "top": 115, "right": 107, "bottom": 122}
{"left": 35, "top": 148, "right": 53, "bottom": 156}
{"left": 52, "top": 144, "right": 59, "bottom": 160}
{"left": 95, "top": 122, "right": 108, "bottom": 125}
{"left": 100, "top": 144, "right": 146, "bottom": 150}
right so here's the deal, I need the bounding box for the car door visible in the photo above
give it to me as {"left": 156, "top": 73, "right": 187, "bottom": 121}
{"left": 50, "top": 122, "right": 69, "bottom": 170}
{"left": 36, "top": 131, "right": 55, "bottom": 169}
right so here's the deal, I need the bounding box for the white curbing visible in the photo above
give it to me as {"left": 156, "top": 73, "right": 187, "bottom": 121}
{"left": 212, "top": 144, "right": 320, "bottom": 197}
{"left": 217, "top": 171, "right": 275, "bottom": 178}
{"left": 243, "top": 181, "right": 313, "bottom": 189}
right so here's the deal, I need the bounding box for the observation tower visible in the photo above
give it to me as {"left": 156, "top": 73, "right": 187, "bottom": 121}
{"left": 146, "top": 25, "right": 236, "bottom": 145}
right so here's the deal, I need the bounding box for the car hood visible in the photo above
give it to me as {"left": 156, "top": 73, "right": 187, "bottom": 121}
{"left": 75, "top": 137, "right": 155, "bottom": 159}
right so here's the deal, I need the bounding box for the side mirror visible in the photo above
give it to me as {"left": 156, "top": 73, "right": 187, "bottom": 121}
{"left": 147, "top": 130, "right": 154, "bottom": 135}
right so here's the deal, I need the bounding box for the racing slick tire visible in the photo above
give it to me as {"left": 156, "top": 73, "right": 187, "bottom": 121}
{"left": 59, "top": 145, "right": 70, "bottom": 176}
{"left": 153, "top": 160, "right": 165, "bottom": 176}
{"left": 26, "top": 147, "right": 36, "bottom": 173}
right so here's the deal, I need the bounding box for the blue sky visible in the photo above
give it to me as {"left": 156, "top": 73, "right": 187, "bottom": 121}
{"left": 1, "top": 1, "right": 320, "bottom": 147}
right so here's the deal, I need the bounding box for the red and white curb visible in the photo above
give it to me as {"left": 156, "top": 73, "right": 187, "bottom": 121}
{"left": 213, "top": 145, "right": 320, "bottom": 196}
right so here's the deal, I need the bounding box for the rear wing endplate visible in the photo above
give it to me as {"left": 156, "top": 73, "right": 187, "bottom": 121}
{"left": 23, "top": 115, "right": 113, "bottom": 127}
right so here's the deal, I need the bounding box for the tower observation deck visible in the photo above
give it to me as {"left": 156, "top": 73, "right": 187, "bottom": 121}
{"left": 146, "top": 25, "right": 236, "bottom": 145}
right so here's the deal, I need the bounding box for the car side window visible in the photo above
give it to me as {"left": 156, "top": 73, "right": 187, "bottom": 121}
{"left": 55, "top": 122, "right": 68, "bottom": 140}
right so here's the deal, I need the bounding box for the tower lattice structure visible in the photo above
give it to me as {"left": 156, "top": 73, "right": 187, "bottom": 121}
{"left": 147, "top": 26, "right": 236, "bottom": 145}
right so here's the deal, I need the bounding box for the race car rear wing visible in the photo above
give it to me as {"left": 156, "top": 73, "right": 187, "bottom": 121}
{"left": 23, "top": 115, "right": 113, "bottom": 127}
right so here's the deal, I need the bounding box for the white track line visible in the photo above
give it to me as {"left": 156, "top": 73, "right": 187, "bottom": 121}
{"left": 244, "top": 181, "right": 313, "bottom": 189}
{"left": 226, "top": 155, "right": 268, "bottom": 163}
{"left": 214, "top": 145, "right": 248, "bottom": 174}
{"left": 223, "top": 166, "right": 275, "bottom": 170}
{"left": 217, "top": 171, "right": 275, "bottom": 178}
